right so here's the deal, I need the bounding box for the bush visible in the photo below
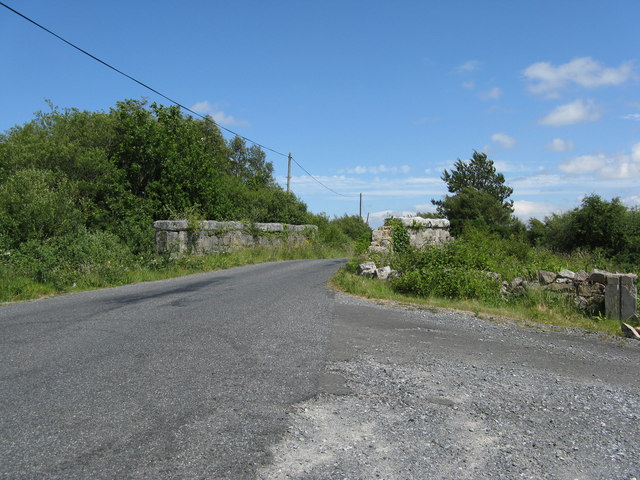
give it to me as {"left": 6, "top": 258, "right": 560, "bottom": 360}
{"left": 7, "top": 230, "right": 133, "bottom": 289}
{"left": 0, "top": 169, "right": 85, "bottom": 247}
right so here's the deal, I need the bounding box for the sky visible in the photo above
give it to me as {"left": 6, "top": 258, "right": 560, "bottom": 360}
{"left": 2, "top": 0, "right": 639, "bottom": 227}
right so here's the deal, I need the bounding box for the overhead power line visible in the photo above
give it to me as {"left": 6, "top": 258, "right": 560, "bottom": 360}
{"left": 290, "top": 156, "right": 358, "bottom": 198}
{"left": 0, "top": 1, "right": 357, "bottom": 198}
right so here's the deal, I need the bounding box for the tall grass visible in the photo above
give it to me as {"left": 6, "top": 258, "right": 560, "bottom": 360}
{"left": 331, "top": 268, "right": 623, "bottom": 336}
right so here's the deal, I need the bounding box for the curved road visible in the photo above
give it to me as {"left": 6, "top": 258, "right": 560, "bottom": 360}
{"left": 2, "top": 259, "right": 639, "bottom": 479}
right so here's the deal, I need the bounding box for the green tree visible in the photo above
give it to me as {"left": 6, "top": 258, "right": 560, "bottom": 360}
{"left": 432, "top": 151, "right": 516, "bottom": 236}
{"left": 541, "top": 195, "right": 628, "bottom": 257}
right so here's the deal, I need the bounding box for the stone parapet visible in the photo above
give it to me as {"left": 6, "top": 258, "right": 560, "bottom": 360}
{"left": 368, "top": 216, "right": 453, "bottom": 253}
{"left": 153, "top": 220, "right": 318, "bottom": 257}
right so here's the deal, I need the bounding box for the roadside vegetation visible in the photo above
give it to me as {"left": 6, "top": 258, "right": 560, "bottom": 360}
{"left": 0, "top": 99, "right": 370, "bottom": 302}
{"left": 335, "top": 151, "right": 639, "bottom": 336}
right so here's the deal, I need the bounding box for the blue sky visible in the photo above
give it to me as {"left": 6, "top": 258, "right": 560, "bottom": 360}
{"left": 2, "top": 0, "right": 639, "bottom": 227}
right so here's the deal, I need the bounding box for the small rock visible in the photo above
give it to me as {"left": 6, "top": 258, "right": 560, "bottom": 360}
{"left": 575, "top": 270, "right": 588, "bottom": 282}
{"left": 356, "top": 262, "right": 377, "bottom": 277}
{"left": 588, "top": 268, "right": 609, "bottom": 284}
{"left": 376, "top": 266, "right": 392, "bottom": 280}
{"left": 536, "top": 270, "right": 556, "bottom": 284}
{"left": 558, "top": 269, "right": 576, "bottom": 280}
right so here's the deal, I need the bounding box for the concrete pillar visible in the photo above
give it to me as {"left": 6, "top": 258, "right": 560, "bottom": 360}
{"left": 605, "top": 274, "right": 638, "bottom": 321}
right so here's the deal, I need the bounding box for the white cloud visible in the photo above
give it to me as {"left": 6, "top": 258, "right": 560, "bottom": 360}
{"left": 559, "top": 144, "right": 640, "bottom": 179}
{"left": 510, "top": 174, "right": 566, "bottom": 191}
{"left": 479, "top": 87, "right": 503, "bottom": 100}
{"left": 539, "top": 99, "right": 600, "bottom": 126}
{"left": 547, "top": 138, "right": 574, "bottom": 152}
{"left": 523, "top": 57, "right": 635, "bottom": 97}
{"left": 340, "top": 164, "right": 411, "bottom": 175}
{"left": 624, "top": 195, "right": 640, "bottom": 206}
{"left": 559, "top": 154, "right": 606, "bottom": 174}
{"left": 623, "top": 113, "right": 640, "bottom": 121}
{"left": 283, "top": 174, "right": 443, "bottom": 198}
{"left": 461, "top": 81, "right": 475, "bottom": 89}
{"left": 491, "top": 132, "right": 516, "bottom": 149}
{"left": 190, "top": 101, "right": 248, "bottom": 126}
{"left": 513, "top": 200, "right": 561, "bottom": 220}
{"left": 457, "top": 60, "right": 481, "bottom": 72}
{"left": 412, "top": 203, "right": 437, "bottom": 213}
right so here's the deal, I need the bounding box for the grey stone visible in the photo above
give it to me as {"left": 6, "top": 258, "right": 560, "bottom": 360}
{"left": 154, "top": 220, "right": 317, "bottom": 257}
{"left": 588, "top": 269, "right": 609, "bottom": 284}
{"left": 536, "top": 270, "right": 556, "bottom": 285}
{"left": 558, "top": 269, "right": 576, "bottom": 280}
{"left": 255, "top": 223, "right": 284, "bottom": 232}
{"left": 356, "top": 262, "right": 378, "bottom": 278}
{"left": 154, "top": 220, "right": 189, "bottom": 231}
{"left": 575, "top": 270, "right": 589, "bottom": 282}
{"left": 554, "top": 278, "right": 572, "bottom": 284}
{"left": 376, "top": 266, "right": 392, "bottom": 280}
{"left": 510, "top": 277, "right": 524, "bottom": 289}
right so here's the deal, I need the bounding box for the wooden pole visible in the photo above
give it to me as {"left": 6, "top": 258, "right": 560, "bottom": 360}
{"left": 287, "top": 153, "right": 292, "bottom": 193}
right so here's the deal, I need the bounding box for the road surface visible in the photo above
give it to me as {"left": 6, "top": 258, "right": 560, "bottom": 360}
{"left": 1, "top": 259, "right": 639, "bottom": 479}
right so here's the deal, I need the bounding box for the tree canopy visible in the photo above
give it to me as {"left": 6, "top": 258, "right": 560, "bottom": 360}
{"left": 432, "top": 151, "right": 517, "bottom": 236}
{"left": 0, "top": 99, "right": 311, "bottom": 254}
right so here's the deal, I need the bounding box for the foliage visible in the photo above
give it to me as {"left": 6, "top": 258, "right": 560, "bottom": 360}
{"left": 382, "top": 224, "right": 637, "bottom": 305}
{"left": 384, "top": 218, "right": 410, "bottom": 254}
{"left": 330, "top": 215, "right": 371, "bottom": 241}
{"left": 432, "top": 151, "right": 519, "bottom": 236}
{"left": 0, "top": 99, "right": 356, "bottom": 298}
{"left": 0, "top": 168, "right": 85, "bottom": 247}
{"left": 533, "top": 195, "right": 640, "bottom": 269}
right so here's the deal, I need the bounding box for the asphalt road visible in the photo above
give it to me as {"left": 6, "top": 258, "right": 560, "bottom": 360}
{"left": 2, "top": 259, "right": 639, "bottom": 479}
{"left": 1, "top": 259, "right": 343, "bottom": 479}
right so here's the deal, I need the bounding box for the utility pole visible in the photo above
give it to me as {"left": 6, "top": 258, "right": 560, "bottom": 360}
{"left": 359, "top": 193, "right": 362, "bottom": 219}
{"left": 286, "top": 153, "right": 292, "bottom": 193}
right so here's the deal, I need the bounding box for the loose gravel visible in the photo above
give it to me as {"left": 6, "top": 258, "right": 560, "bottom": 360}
{"left": 259, "top": 294, "right": 640, "bottom": 480}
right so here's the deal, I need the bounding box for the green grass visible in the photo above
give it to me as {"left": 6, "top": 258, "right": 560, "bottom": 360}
{"left": 331, "top": 268, "right": 624, "bottom": 337}
{"left": 0, "top": 244, "right": 347, "bottom": 304}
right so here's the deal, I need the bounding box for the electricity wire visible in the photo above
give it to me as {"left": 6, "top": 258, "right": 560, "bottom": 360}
{"left": 0, "top": 1, "right": 358, "bottom": 198}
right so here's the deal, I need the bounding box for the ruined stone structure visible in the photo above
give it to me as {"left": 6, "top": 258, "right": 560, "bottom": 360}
{"left": 154, "top": 220, "right": 318, "bottom": 257}
{"left": 369, "top": 217, "right": 453, "bottom": 253}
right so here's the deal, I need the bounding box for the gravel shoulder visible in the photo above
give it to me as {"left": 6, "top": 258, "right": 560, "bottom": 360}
{"left": 259, "top": 293, "right": 640, "bottom": 480}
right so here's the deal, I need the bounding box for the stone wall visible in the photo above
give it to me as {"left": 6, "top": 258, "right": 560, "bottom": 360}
{"left": 369, "top": 217, "right": 452, "bottom": 253}
{"left": 504, "top": 268, "right": 637, "bottom": 321}
{"left": 154, "top": 220, "right": 318, "bottom": 257}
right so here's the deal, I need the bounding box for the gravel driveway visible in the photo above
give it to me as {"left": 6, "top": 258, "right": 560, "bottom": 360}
{"left": 259, "top": 292, "right": 640, "bottom": 480}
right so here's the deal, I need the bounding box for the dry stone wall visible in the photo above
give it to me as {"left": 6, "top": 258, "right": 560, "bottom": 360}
{"left": 154, "top": 220, "right": 318, "bottom": 257}
{"left": 503, "top": 268, "right": 637, "bottom": 321}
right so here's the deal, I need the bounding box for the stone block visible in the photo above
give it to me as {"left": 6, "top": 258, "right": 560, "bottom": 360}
{"left": 536, "top": 270, "right": 556, "bottom": 284}
{"left": 376, "top": 266, "right": 392, "bottom": 280}
{"left": 154, "top": 220, "right": 188, "bottom": 231}
{"left": 558, "top": 269, "right": 576, "bottom": 280}
{"left": 605, "top": 275, "right": 621, "bottom": 320}
{"left": 575, "top": 270, "right": 588, "bottom": 282}
{"left": 356, "top": 262, "right": 377, "bottom": 278}
{"left": 588, "top": 269, "right": 609, "bottom": 284}
{"left": 255, "top": 223, "right": 284, "bottom": 232}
